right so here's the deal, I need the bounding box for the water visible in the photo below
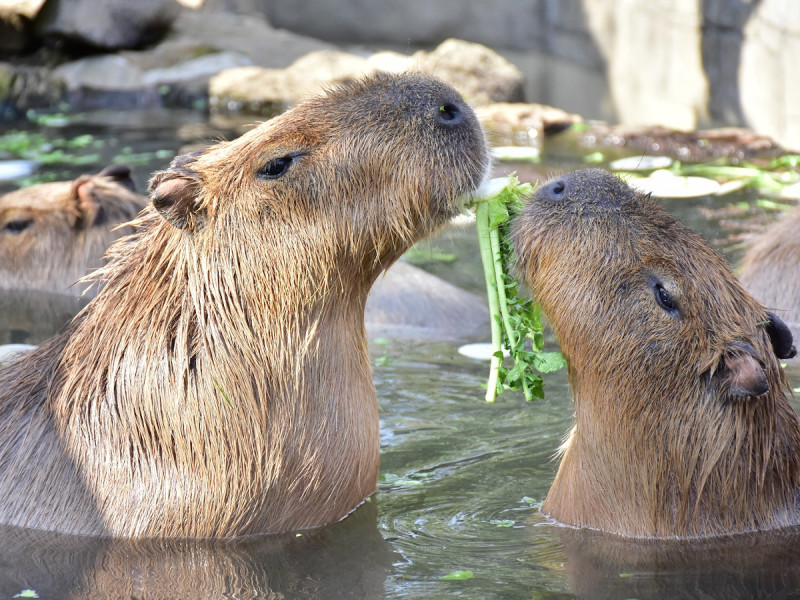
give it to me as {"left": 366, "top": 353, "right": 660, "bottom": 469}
{"left": 1, "top": 112, "right": 799, "bottom": 599}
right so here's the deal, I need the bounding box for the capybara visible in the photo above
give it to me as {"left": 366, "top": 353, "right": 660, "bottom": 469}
{"left": 0, "top": 165, "right": 146, "bottom": 297}
{"left": 739, "top": 204, "right": 800, "bottom": 344}
{"left": 511, "top": 168, "right": 799, "bottom": 538}
{"left": 0, "top": 72, "right": 488, "bottom": 538}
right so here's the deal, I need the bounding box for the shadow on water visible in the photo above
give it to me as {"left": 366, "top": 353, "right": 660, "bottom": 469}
{"left": 0, "top": 500, "right": 399, "bottom": 600}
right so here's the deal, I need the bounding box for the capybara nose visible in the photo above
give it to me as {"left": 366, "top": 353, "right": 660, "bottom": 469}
{"left": 434, "top": 101, "right": 466, "bottom": 127}
{"left": 541, "top": 177, "right": 567, "bottom": 202}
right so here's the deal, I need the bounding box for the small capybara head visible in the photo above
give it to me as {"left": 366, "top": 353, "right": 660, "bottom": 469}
{"left": 0, "top": 72, "right": 488, "bottom": 539}
{"left": 0, "top": 165, "right": 146, "bottom": 296}
{"left": 512, "top": 168, "right": 800, "bottom": 538}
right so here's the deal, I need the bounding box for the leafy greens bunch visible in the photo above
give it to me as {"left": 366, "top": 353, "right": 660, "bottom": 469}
{"left": 466, "top": 176, "right": 566, "bottom": 402}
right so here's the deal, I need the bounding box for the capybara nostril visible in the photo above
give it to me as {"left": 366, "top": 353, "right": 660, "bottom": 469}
{"left": 434, "top": 102, "right": 464, "bottom": 126}
{"left": 541, "top": 178, "right": 567, "bottom": 201}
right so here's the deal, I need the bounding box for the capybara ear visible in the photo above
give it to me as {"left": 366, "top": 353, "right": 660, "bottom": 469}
{"left": 99, "top": 164, "right": 136, "bottom": 192}
{"left": 764, "top": 312, "right": 797, "bottom": 359}
{"left": 149, "top": 153, "right": 205, "bottom": 231}
{"left": 70, "top": 175, "right": 100, "bottom": 228}
{"left": 716, "top": 342, "right": 769, "bottom": 400}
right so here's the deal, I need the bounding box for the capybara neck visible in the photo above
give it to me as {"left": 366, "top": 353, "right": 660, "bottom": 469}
{"left": 512, "top": 168, "right": 800, "bottom": 538}
{"left": 0, "top": 165, "right": 146, "bottom": 297}
{"left": 0, "top": 72, "right": 488, "bottom": 538}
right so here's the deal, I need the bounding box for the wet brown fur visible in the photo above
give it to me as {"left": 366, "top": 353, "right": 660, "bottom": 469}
{"left": 740, "top": 204, "right": 800, "bottom": 339}
{"left": 512, "top": 168, "right": 800, "bottom": 538}
{"left": 0, "top": 166, "right": 146, "bottom": 297}
{"left": 0, "top": 72, "right": 488, "bottom": 538}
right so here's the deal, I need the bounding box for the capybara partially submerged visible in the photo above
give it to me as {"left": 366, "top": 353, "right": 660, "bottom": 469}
{"left": 0, "top": 73, "right": 488, "bottom": 537}
{"left": 739, "top": 204, "right": 800, "bottom": 343}
{"left": 0, "top": 165, "right": 146, "bottom": 297}
{"left": 512, "top": 168, "right": 799, "bottom": 538}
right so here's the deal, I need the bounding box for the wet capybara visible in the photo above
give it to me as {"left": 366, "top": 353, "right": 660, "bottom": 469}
{"left": 0, "top": 165, "right": 146, "bottom": 297}
{"left": 511, "top": 168, "right": 799, "bottom": 538}
{"left": 739, "top": 204, "right": 800, "bottom": 344}
{"left": 0, "top": 72, "right": 488, "bottom": 538}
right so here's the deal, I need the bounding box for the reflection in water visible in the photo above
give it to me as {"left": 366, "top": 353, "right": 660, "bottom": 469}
{"left": 0, "top": 500, "right": 398, "bottom": 600}
{"left": 557, "top": 524, "right": 800, "bottom": 600}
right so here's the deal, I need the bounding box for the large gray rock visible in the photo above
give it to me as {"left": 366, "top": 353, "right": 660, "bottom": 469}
{"left": 35, "top": 0, "right": 180, "bottom": 50}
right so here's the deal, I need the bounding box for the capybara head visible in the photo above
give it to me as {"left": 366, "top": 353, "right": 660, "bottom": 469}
{"left": 0, "top": 164, "right": 146, "bottom": 296}
{"left": 740, "top": 204, "right": 800, "bottom": 345}
{"left": 0, "top": 72, "right": 488, "bottom": 538}
{"left": 512, "top": 168, "right": 800, "bottom": 538}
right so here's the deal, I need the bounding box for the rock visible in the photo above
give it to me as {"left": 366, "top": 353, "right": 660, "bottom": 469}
{"left": 410, "top": 39, "right": 524, "bottom": 106}
{"left": 210, "top": 39, "right": 524, "bottom": 113}
{"left": 141, "top": 51, "right": 252, "bottom": 94}
{"left": 35, "top": 0, "right": 180, "bottom": 50}
{"left": 0, "top": 62, "right": 65, "bottom": 118}
{"left": 209, "top": 50, "right": 377, "bottom": 111}
{"left": 476, "top": 102, "right": 582, "bottom": 147}
{"left": 575, "top": 123, "right": 785, "bottom": 163}
{"left": 55, "top": 55, "right": 145, "bottom": 91}
{"left": 162, "top": 8, "right": 335, "bottom": 69}
{"left": 262, "top": 0, "right": 543, "bottom": 51}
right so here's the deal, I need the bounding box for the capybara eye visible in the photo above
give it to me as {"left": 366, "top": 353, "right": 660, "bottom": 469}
{"left": 2, "top": 219, "right": 33, "bottom": 234}
{"left": 654, "top": 282, "right": 679, "bottom": 312}
{"left": 436, "top": 103, "right": 462, "bottom": 124}
{"left": 257, "top": 155, "right": 296, "bottom": 180}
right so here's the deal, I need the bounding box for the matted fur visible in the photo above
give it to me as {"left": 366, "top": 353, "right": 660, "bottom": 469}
{"left": 0, "top": 166, "right": 146, "bottom": 297}
{"left": 512, "top": 169, "right": 800, "bottom": 538}
{"left": 0, "top": 72, "right": 488, "bottom": 537}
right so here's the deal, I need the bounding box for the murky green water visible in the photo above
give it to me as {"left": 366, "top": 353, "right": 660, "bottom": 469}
{"left": 1, "top": 112, "right": 799, "bottom": 599}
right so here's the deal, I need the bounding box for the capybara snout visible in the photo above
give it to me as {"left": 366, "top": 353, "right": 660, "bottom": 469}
{"left": 512, "top": 168, "right": 800, "bottom": 538}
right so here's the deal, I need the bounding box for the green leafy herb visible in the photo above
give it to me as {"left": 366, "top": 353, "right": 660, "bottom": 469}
{"left": 466, "top": 176, "right": 566, "bottom": 402}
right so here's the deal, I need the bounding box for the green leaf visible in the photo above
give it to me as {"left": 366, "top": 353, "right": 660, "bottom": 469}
{"left": 533, "top": 352, "right": 567, "bottom": 373}
{"left": 490, "top": 519, "right": 515, "bottom": 527}
{"left": 212, "top": 378, "right": 234, "bottom": 408}
{"left": 440, "top": 570, "right": 475, "bottom": 581}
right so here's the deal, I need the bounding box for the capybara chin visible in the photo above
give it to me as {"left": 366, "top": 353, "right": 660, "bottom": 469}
{"left": 739, "top": 204, "right": 800, "bottom": 344}
{"left": 0, "top": 72, "right": 488, "bottom": 538}
{"left": 0, "top": 165, "right": 146, "bottom": 297}
{"left": 511, "top": 168, "right": 799, "bottom": 538}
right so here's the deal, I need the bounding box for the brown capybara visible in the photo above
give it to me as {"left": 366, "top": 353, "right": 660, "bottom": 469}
{"left": 739, "top": 204, "right": 800, "bottom": 344}
{"left": 0, "top": 72, "right": 488, "bottom": 538}
{"left": 511, "top": 168, "right": 799, "bottom": 538}
{"left": 0, "top": 165, "right": 146, "bottom": 297}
